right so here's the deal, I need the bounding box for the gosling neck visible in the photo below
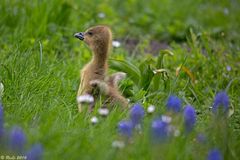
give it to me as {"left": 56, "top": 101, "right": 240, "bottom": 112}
{"left": 91, "top": 44, "right": 109, "bottom": 68}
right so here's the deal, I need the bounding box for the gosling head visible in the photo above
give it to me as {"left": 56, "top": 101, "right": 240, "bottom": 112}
{"left": 74, "top": 25, "right": 112, "bottom": 51}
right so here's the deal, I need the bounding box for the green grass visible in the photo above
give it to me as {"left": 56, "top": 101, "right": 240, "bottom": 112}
{"left": 0, "top": 0, "right": 240, "bottom": 159}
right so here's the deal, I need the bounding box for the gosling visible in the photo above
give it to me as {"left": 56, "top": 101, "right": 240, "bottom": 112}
{"left": 74, "top": 25, "right": 128, "bottom": 112}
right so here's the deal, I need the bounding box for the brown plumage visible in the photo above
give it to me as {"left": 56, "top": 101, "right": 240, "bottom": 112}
{"left": 74, "top": 25, "right": 128, "bottom": 112}
{"left": 90, "top": 72, "right": 128, "bottom": 108}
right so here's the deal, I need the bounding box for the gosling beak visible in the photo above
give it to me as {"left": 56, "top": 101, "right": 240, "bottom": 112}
{"left": 74, "top": 32, "right": 84, "bottom": 40}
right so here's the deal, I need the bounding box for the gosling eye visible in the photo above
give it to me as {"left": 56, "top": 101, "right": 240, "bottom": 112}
{"left": 87, "top": 31, "right": 93, "bottom": 36}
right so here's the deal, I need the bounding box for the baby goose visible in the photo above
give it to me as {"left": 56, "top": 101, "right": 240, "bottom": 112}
{"left": 74, "top": 25, "right": 128, "bottom": 112}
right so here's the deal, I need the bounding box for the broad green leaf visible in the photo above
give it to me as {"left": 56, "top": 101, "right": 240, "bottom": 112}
{"left": 156, "top": 49, "right": 174, "bottom": 68}
{"left": 159, "top": 49, "right": 174, "bottom": 56}
{"left": 153, "top": 50, "right": 173, "bottom": 90}
{"left": 138, "top": 58, "right": 155, "bottom": 91}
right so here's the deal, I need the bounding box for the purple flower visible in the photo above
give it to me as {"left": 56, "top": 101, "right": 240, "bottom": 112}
{"left": 26, "top": 143, "right": 43, "bottom": 160}
{"left": 0, "top": 103, "right": 4, "bottom": 137}
{"left": 183, "top": 105, "right": 196, "bottom": 133}
{"left": 151, "top": 119, "right": 168, "bottom": 141}
{"left": 226, "top": 65, "right": 231, "bottom": 71}
{"left": 166, "top": 95, "right": 182, "bottom": 113}
{"left": 212, "top": 91, "right": 229, "bottom": 114}
{"left": 196, "top": 133, "right": 207, "bottom": 143}
{"left": 130, "top": 104, "right": 145, "bottom": 126}
{"left": 118, "top": 121, "right": 133, "bottom": 138}
{"left": 9, "top": 126, "right": 26, "bottom": 152}
{"left": 207, "top": 148, "right": 223, "bottom": 160}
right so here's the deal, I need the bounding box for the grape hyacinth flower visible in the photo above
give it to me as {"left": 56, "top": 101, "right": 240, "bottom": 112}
{"left": 151, "top": 119, "right": 169, "bottom": 141}
{"left": 207, "top": 148, "right": 223, "bottom": 160}
{"left": 26, "top": 143, "right": 43, "bottom": 160}
{"left": 166, "top": 95, "right": 182, "bottom": 113}
{"left": 0, "top": 104, "right": 43, "bottom": 158}
{"left": 9, "top": 126, "right": 26, "bottom": 152}
{"left": 0, "top": 103, "right": 4, "bottom": 137}
{"left": 212, "top": 91, "right": 229, "bottom": 115}
{"left": 226, "top": 65, "right": 231, "bottom": 72}
{"left": 196, "top": 133, "right": 207, "bottom": 143}
{"left": 183, "top": 105, "right": 196, "bottom": 133}
{"left": 118, "top": 121, "right": 133, "bottom": 138}
{"left": 130, "top": 104, "right": 145, "bottom": 126}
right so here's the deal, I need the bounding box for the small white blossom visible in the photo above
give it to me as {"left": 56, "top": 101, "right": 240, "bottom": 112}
{"left": 77, "top": 94, "right": 94, "bottom": 104}
{"left": 98, "top": 12, "right": 105, "bottom": 19}
{"left": 167, "top": 125, "right": 180, "bottom": 137}
{"left": 134, "top": 124, "right": 143, "bottom": 134}
{"left": 147, "top": 105, "right": 155, "bottom": 113}
{"left": 90, "top": 116, "right": 98, "bottom": 124}
{"left": 174, "top": 129, "right": 180, "bottom": 137}
{"left": 112, "top": 41, "right": 121, "bottom": 48}
{"left": 112, "top": 140, "right": 125, "bottom": 149}
{"left": 98, "top": 108, "right": 109, "bottom": 116}
{"left": 223, "top": 8, "right": 229, "bottom": 15}
{"left": 161, "top": 115, "right": 172, "bottom": 123}
{"left": 0, "top": 82, "right": 4, "bottom": 98}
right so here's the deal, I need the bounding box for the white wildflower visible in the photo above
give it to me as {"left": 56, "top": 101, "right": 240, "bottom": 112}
{"left": 147, "top": 105, "right": 155, "bottom": 113}
{"left": 0, "top": 82, "right": 4, "bottom": 99}
{"left": 135, "top": 124, "right": 143, "bottom": 134}
{"left": 90, "top": 116, "right": 98, "bottom": 124}
{"left": 98, "top": 108, "right": 109, "bottom": 116}
{"left": 161, "top": 115, "right": 172, "bottom": 123}
{"left": 167, "top": 125, "right": 180, "bottom": 137}
{"left": 77, "top": 94, "right": 94, "bottom": 104}
{"left": 98, "top": 12, "right": 105, "bottom": 19}
{"left": 112, "top": 40, "right": 121, "bottom": 48}
{"left": 174, "top": 129, "right": 180, "bottom": 137}
{"left": 112, "top": 140, "right": 125, "bottom": 149}
{"left": 223, "top": 8, "right": 229, "bottom": 15}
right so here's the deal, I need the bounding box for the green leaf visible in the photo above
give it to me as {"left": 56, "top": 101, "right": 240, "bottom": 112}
{"left": 228, "top": 104, "right": 234, "bottom": 118}
{"left": 139, "top": 59, "right": 154, "bottom": 91}
{"left": 153, "top": 50, "right": 173, "bottom": 90}
{"left": 156, "top": 49, "right": 174, "bottom": 68}
{"left": 159, "top": 49, "right": 174, "bottom": 56}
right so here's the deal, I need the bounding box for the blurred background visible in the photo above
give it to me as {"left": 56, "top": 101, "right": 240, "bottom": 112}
{"left": 0, "top": 0, "right": 239, "bottom": 53}
{"left": 0, "top": 0, "right": 240, "bottom": 159}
